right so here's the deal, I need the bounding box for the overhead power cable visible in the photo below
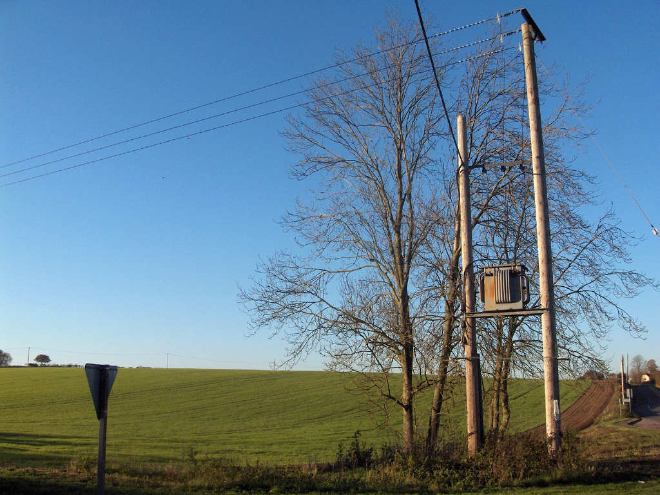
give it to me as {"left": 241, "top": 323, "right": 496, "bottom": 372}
{"left": 414, "top": 0, "right": 459, "bottom": 156}
{"left": 24, "top": 347, "right": 260, "bottom": 365}
{"left": 538, "top": 57, "right": 659, "bottom": 241}
{"left": 2, "top": 9, "right": 522, "bottom": 171}
{"left": 0, "top": 47, "right": 515, "bottom": 188}
{"left": 1, "top": 31, "right": 520, "bottom": 181}
{"left": 168, "top": 353, "right": 260, "bottom": 366}
{"left": 0, "top": 105, "right": 299, "bottom": 188}
{"left": 28, "top": 347, "right": 162, "bottom": 356}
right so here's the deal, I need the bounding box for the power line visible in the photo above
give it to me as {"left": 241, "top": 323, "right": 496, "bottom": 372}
{"left": 538, "top": 57, "right": 659, "bottom": 241}
{"left": 0, "top": 105, "right": 298, "bottom": 188}
{"left": 168, "top": 353, "right": 260, "bottom": 366}
{"left": 414, "top": 0, "right": 459, "bottom": 156}
{"left": 0, "top": 32, "right": 520, "bottom": 182}
{"left": 2, "top": 9, "right": 523, "bottom": 171}
{"left": 0, "top": 47, "right": 517, "bottom": 188}
{"left": 29, "top": 347, "right": 162, "bottom": 356}
{"left": 8, "top": 346, "right": 265, "bottom": 366}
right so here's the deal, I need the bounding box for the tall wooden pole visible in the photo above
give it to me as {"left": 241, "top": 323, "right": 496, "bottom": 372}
{"left": 458, "top": 114, "right": 483, "bottom": 455}
{"left": 621, "top": 355, "right": 625, "bottom": 400}
{"left": 522, "top": 22, "right": 561, "bottom": 456}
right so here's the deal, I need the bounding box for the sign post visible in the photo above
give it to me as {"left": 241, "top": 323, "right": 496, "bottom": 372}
{"left": 85, "top": 364, "right": 118, "bottom": 495}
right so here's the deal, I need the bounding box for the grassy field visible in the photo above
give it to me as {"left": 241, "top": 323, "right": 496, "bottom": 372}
{"left": 0, "top": 367, "right": 590, "bottom": 468}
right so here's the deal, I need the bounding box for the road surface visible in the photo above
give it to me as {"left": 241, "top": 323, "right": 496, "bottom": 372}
{"left": 625, "top": 383, "right": 660, "bottom": 430}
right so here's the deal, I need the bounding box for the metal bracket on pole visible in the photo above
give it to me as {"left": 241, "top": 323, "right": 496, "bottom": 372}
{"left": 520, "top": 9, "right": 546, "bottom": 42}
{"left": 469, "top": 160, "right": 531, "bottom": 172}
{"left": 466, "top": 308, "right": 547, "bottom": 319}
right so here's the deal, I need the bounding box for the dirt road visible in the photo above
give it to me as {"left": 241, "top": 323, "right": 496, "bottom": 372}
{"left": 623, "top": 383, "right": 660, "bottom": 430}
{"left": 525, "top": 380, "right": 614, "bottom": 437}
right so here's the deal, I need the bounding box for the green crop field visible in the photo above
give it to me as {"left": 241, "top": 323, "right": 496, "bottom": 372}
{"left": 0, "top": 367, "right": 590, "bottom": 468}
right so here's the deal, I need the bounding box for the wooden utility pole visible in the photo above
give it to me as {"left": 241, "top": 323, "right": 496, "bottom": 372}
{"left": 522, "top": 22, "right": 561, "bottom": 456}
{"left": 458, "top": 114, "right": 483, "bottom": 455}
{"left": 621, "top": 355, "right": 626, "bottom": 400}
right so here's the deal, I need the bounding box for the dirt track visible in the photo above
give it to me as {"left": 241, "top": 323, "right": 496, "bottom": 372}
{"left": 525, "top": 380, "right": 614, "bottom": 437}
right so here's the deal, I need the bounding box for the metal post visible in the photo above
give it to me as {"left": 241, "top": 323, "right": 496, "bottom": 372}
{"left": 522, "top": 22, "right": 561, "bottom": 457}
{"left": 458, "top": 114, "right": 483, "bottom": 455}
{"left": 97, "top": 368, "right": 108, "bottom": 495}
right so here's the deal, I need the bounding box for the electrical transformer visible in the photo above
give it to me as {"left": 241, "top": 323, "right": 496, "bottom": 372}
{"left": 479, "top": 264, "right": 530, "bottom": 312}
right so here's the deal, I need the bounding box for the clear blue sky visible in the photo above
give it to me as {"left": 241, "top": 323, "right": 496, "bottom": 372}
{"left": 1, "top": 1, "right": 658, "bottom": 371}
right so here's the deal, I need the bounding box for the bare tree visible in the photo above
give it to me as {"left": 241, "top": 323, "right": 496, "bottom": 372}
{"left": 240, "top": 18, "right": 445, "bottom": 452}
{"left": 459, "top": 36, "right": 657, "bottom": 435}
{"left": 242, "top": 17, "right": 657, "bottom": 453}
{"left": 421, "top": 29, "right": 657, "bottom": 441}
{"left": 630, "top": 354, "right": 646, "bottom": 384}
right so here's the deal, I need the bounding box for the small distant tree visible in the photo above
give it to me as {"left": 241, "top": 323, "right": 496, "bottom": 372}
{"left": 647, "top": 359, "right": 658, "bottom": 374}
{"left": 581, "top": 369, "right": 605, "bottom": 380}
{"left": 34, "top": 354, "right": 51, "bottom": 366}
{"left": 630, "top": 354, "right": 646, "bottom": 384}
{"left": 0, "top": 350, "right": 12, "bottom": 366}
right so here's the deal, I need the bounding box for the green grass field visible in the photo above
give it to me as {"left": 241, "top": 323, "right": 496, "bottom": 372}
{"left": 0, "top": 367, "right": 590, "bottom": 467}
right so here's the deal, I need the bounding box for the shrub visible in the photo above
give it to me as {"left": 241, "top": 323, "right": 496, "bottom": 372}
{"left": 335, "top": 430, "right": 374, "bottom": 469}
{"left": 68, "top": 455, "right": 95, "bottom": 474}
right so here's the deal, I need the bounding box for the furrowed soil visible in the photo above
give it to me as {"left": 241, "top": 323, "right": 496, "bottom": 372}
{"left": 525, "top": 379, "right": 614, "bottom": 437}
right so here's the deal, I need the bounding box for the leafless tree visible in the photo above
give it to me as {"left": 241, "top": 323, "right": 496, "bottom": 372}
{"left": 630, "top": 354, "right": 646, "bottom": 384}
{"left": 239, "top": 18, "right": 446, "bottom": 452}
{"left": 458, "top": 35, "right": 657, "bottom": 436}
{"left": 420, "top": 29, "right": 657, "bottom": 442}
{"left": 241, "top": 18, "right": 657, "bottom": 452}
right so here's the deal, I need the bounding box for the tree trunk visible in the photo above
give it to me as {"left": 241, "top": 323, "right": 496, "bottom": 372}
{"left": 426, "top": 216, "right": 461, "bottom": 450}
{"left": 488, "top": 318, "right": 505, "bottom": 435}
{"left": 426, "top": 310, "right": 456, "bottom": 450}
{"left": 401, "top": 316, "right": 415, "bottom": 452}
{"left": 499, "top": 318, "right": 517, "bottom": 434}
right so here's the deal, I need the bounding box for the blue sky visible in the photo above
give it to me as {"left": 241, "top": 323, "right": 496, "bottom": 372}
{"left": 1, "top": 0, "right": 658, "bottom": 371}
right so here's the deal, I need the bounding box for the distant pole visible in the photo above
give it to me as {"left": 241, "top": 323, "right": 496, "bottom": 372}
{"left": 458, "top": 114, "right": 483, "bottom": 455}
{"left": 166, "top": 353, "right": 169, "bottom": 369}
{"left": 621, "top": 355, "right": 625, "bottom": 400}
{"left": 27, "top": 346, "right": 30, "bottom": 365}
{"left": 522, "top": 22, "right": 561, "bottom": 457}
